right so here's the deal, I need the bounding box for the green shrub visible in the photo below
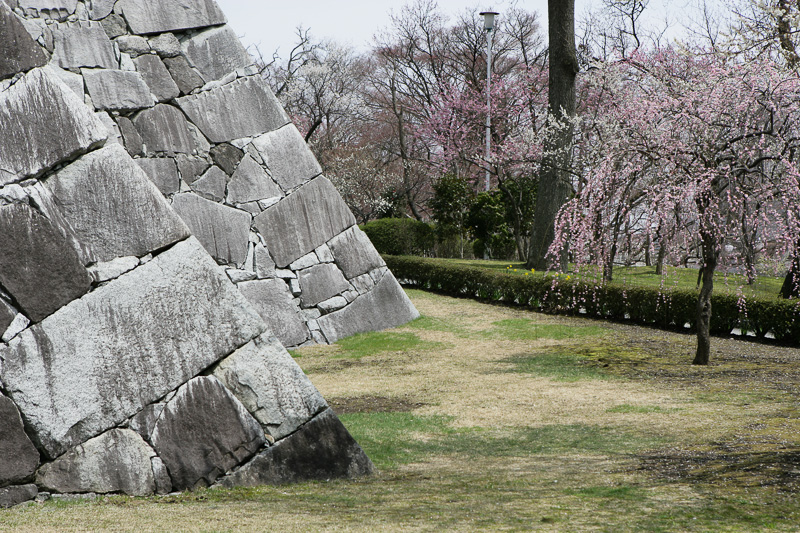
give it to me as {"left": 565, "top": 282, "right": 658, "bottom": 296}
{"left": 384, "top": 255, "right": 800, "bottom": 345}
{"left": 361, "top": 218, "right": 435, "bottom": 256}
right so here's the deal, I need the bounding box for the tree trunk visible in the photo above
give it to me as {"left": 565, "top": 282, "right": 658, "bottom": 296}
{"left": 780, "top": 247, "right": 800, "bottom": 298}
{"left": 693, "top": 232, "right": 718, "bottom": 366}
{"left": 526, "top": 0, "right": 578, "bottom": 271}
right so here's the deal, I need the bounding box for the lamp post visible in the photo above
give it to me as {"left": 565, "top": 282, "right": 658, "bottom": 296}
{"left": 480, "top": 10, "right": 499, "bottom": 192}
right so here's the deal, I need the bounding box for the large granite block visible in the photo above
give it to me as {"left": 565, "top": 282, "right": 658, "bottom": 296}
{"left": 36, "top": 429, "right": 159, "bottom": 496}
{"left": 0, "top": 238, "right": 266, "bottom": 459}
{"left": 46, "top": 144, "right": 191, "bottom": 263}
{"left": 252, "top": 125, "right": 322, "bottom": 191}
{"left": 83, "top": 69, "right": 155, "bottom": 111}
{"left": 0, "top": 68, "right": 107, "bottom": 184}
{"left": 116, "top": 116, "right": 144, "bottom": 156}
{"left": 0, "top": 2, "right": 48, "bottom": 80}
{"left": 212, "top": 332, "right": 326, "bottom": 439}
{"left": 217, "top": 409, "right": 374, "bottom": 486}
{"left": 133, "top": 103, "right": 196, "bottom": 154}
{"left": 253, "top": 177, "right": 356, "bottom": 267}
{"left": 52, "top": 21, "right": 117, "bottom": 69}
{"left": 133, "top": 53, "right": 180, "bottom": 102}
{"left": 317, "top": 272, "right": 420, "bottom": 343}
{"left": 150, "top": 376, "right": 265, "bottom": 490}
{"left": 0, "top": 203, "right": 91, "bottom": 323}
{"left": 0, "top": 395, "right": 40, "bottom": 487}
{"left": 328, "top": 226, "right": 386, "bottom": 279}
{"left": 135, "top": 157, "right": 180, "bottom": 195}
{"left": 182, "top": 25, "right": 251, "bottom": 82}
{"left": 177, "top": 76, "right": 289, "bottom": 143}
{"left": 190, "top": 165, "right": 227, "bottom": 202}
{"left": 298, "top": 263, "right": 351, "bottom": 307}
{"left": 172, "top": 193, "right": 251, "bottom": 266}
{"left": 118, "top": 0, "right": 226, "bottom": 35}
{"left": 237, "top": 279, "right": 309, "bottom": 348}
{"left": 227, "top": 155, "right": 282, "bottom": 205}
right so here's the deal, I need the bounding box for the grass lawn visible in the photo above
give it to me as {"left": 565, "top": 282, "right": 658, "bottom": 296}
{"left": 445, "top": 258, "right": 785, "bottom": 300}
{"left": 3, "top": 289, "right": 800, "bottom": 531}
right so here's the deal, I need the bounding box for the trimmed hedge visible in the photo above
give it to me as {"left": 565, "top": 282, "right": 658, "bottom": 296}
{"left": 385, "top": 255, "right": 800, "bottom": 345}
{"left": 361, "top": 218, "right": 435, "bottom": 256}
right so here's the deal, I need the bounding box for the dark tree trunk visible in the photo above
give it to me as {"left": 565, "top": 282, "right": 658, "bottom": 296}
{"left": 693, "top": 232, "right": 718, "bottom": 366}
{"left": 780, "top": 249, "right": 800, "bottom": 299}
{"left": 527, "top": 0, "right": 578, "bottom": 271}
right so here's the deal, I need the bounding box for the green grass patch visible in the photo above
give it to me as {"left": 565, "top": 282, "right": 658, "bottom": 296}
{"left": 483, "top": 318, "right": 607, "bottom": 341}
{"left": 501, "top": 351, "right": 611, "bottom": 382}
{"left": 405, "top": 315, "right": 465, "bottom": 335}
{"left": 341, "top": 412, "right": 665, "bottom": 471}
{"left": 335, "top": 331, "right": 445, "bottom": 359}
{"left": 565, "top": 485, "right": 649, "bottom": 502}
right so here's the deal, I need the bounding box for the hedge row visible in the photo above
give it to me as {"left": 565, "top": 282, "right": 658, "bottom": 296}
{"left": 385, "top": 255, "right": 800, "bottom": 345}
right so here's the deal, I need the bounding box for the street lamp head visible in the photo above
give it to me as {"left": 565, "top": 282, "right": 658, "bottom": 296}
{"left": 480, "top": 11, "right": 499, "bottom": 31}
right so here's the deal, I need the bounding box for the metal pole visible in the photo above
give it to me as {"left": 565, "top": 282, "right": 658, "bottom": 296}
{"left": 484, "top": 26, "right": 493, "bottom": 192}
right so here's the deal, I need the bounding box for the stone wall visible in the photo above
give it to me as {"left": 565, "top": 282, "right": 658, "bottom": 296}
{"left": 0, "top": 0, "right": 418, "bottom": 507}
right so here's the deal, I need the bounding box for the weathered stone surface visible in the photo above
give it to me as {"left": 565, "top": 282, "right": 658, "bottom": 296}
{"left": 0, "top": 238, "right": 266, "bottom": 458}
{"left": 0, "top": 395, "right": 39, "bottom": 487}
{"left": 328, "top": 226, "right": 386, "bottom": 279}
{"left": 95, "top": 111, "right": 122, "bottom": 145}
{"left": 176, "top": 154, "right": 210, "bottom": 183}
{"left": 0, "top": 2, "right": 48, "bottom": 80}
{"left": 52, "top": 21, "right": 117, "bottom": 69}
{"left": 87, "top": 256, "right": 140, "bottom": 283}
{"left": 317, "top": 272, "right": 420, "bottom": 343}
{"left": 191, "top": 165, "right": 227, "bottom": 201}
{"left": 115, "top": 35, "right": 150, "bottom": 57}
{"left": 0, "top": 68, "right": 107, "bottom": 184}
{"left": 210, "top": 143, "right": 243, "bottom": 175}
{"left": 212, "top": 333, "right": 327, "bottom": 439}
{"left": 149, "top": 33, "right": 181, "bottom": 58}
{"left": 100, "top": 13, "right": 127, "bottom": 39}
{"left": 162, "top": 55, "right": 205, "bottom": 94}
{"left": 318, "top": 296, "right": 348, "bottom": 313}
{"left": 135, "top": 157, "right": 180, "bottom": 195}
{"left": 0, "top": 298, "right": 17, "bottom": 337}
{"left": 298, "top": 264, "right": 351, "bottom": 307}
{"left": 134, "top": 53, "right": 180, "bottom": 102}
{"left": 177, "top": 76, "right": 289, "bottom": 143}
{"left": 218, "top": 409, "right": 374, "bottom": 486}
{"left": 36, "top": 429, "right": 158, "bottom": 496}
{"left": 253, "top": 125, "right": 322, "bottom": 191}
{"left": 253, "top": 177, "right": 356, "bottom": 267}
{"left": 238, "top": 279, "right": 309, "bottom": 347}
{"left": 182, "top": 25, "right": 250, "bottom": 82}
{"left": 150, "top": 376, "right": 265, "bottom": 490}
{"left": 133, "top": 103, "right": 195, "bottom": 154}
{"left": 254, "top": 244, "right": 276, "bottom": 278}
{"left": 0, "top": 203, "right": 91, "bottom": 323}
{"left": 46, "top": 144, "right": 190, "bottom": 262}
{"left": 171, "top": 193, "right": 251, "bottom": 266}
{"left": 83, "top": 69, "right": 154, "bottom": 111}
{"left": 289, "top": 252, "right": 319, "bottom": 271}
{"left": 227, "top": 155, "right": 282, "bottom": 205}
{"left": 116, "top": 116, "right": 144, "bottom": 156}
{"left": 118, "top": 0, "right": 226, "bottom": 35}
{"left": 17, "top": 0, "right": 76, "bottom": 19}
{"left": 45, "top": 65, "right": 84, "bottom": 97}
{"left": 0, "top": 484, "right": 37, "bottom": 509}
{"left": 2, "top": 313, "right": 30, "bottom": 343}
{"left": 87, "top": 0, "right": 115, "bottom": 20}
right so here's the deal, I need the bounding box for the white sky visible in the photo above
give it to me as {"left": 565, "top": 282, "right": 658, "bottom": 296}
{"left": 214, "top": 0, "right": 697, "bottom": 58}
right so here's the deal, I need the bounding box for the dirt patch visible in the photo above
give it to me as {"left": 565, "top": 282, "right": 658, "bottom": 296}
{"left": 328, "top": 395, "right": 427, "bottom": 414}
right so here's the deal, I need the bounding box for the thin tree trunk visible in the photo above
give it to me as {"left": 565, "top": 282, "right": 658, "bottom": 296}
{"left": 693, "top": 232, "right": 718, "bottom": 365}
{"left": 780, "top": 245, "right": 800, "bottom": 298}
{"left": 527, "top": 0, "right": 578, "bottom": 271}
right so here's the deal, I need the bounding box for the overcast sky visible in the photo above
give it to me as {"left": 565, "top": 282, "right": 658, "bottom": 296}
{"left": 214, "top": 1, "right": 692, "bottom": 58}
